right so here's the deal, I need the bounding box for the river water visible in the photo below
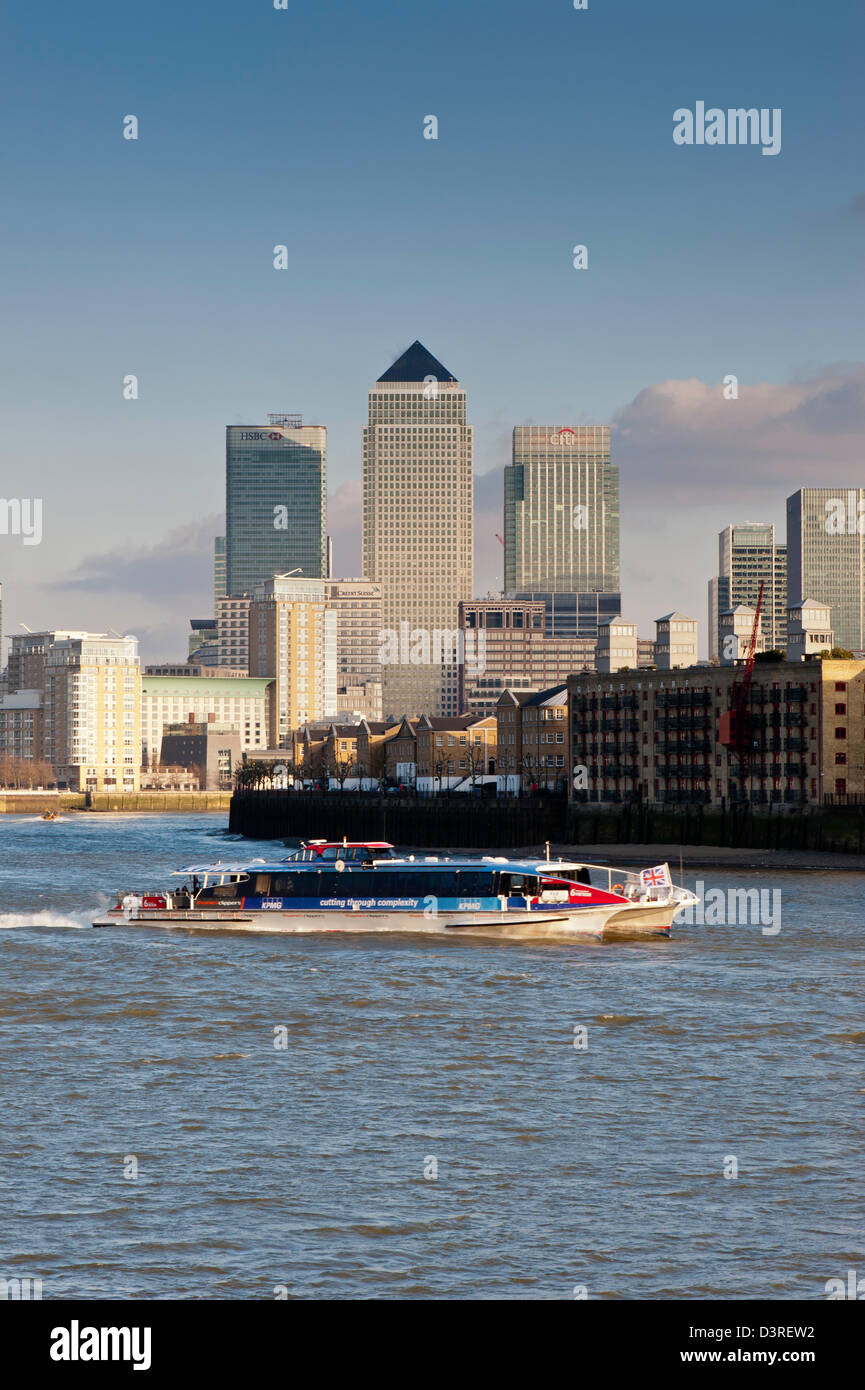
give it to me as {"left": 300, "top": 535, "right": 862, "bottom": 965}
{"left": 0, "top": 812, "right": 863, "bottom": 1300}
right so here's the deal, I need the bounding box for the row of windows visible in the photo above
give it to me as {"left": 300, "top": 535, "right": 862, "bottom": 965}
{"left": 243, "top": 869, "right": 524, "bottom": 898}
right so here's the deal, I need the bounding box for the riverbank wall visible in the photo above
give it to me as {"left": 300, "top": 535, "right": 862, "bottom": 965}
{"left": 0, "top": 791, "right": 231, "bottom": 813}
{"left": 229, "top": 791, "right": 865, "bottom": 857}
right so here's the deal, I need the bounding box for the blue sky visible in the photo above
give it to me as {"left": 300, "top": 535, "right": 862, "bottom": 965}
{"left": 1, "top": 0, "right": 863, "bottom": 659}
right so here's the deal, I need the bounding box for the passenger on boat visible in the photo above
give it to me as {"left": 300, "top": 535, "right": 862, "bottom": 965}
{"left": 174, "top": 884, "right": 191, "bottom": 909}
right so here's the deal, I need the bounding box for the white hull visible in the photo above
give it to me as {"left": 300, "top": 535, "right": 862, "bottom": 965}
{"left": 92, "top": 902, "right": 678, "bottom": 939}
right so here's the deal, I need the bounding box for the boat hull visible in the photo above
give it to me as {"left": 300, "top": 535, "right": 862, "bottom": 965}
{"left": 91, "top": 903, "right": 676, "bottom": 938}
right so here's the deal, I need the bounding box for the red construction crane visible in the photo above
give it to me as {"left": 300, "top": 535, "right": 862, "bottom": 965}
{"left": 719, "top": 580, "right": 764, "bottom": 765}
{"left": 495, "top": 533, "right": 504, "bottom": 547}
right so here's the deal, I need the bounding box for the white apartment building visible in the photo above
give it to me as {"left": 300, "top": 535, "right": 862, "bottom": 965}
{"left": 217, "top": 595, "right": 252, "bottom": 670}
{"left": 140, "top": 675, "right": 272, "bottom": 767}
{"left": 42, "top": 634, "right": 141, "bottom": 791}
{"left": 655, "top": 612, "right": 699, "bottom": 669}
{"left": 786, "top": 600, "right": 834, "bottom": 661}
{"left": 249, "top": 575, "right": 337, "bottom": 747}
{"left": 719, "top": 605, "right": 766, "bottom": 664}
{"left": 324, "top": 577, "right": 383, "bottom": 721}
{"left": 596, "top": 618, "right": 638, "bottom": 674}
{"left": 0, "top": 689, "right": 43, "bottom": 762}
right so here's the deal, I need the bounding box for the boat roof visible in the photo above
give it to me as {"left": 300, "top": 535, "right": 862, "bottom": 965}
{"left": 297, "top": 840, "right": 395, "bottom": 849}
{"left": 175, "top": 855, "right": 601, "bottom": 876}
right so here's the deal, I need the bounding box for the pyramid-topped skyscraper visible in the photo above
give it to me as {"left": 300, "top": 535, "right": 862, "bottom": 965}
{"left": 363, "top": 342, "right": 473, "bottom": 718}
{"left": 376, "top": 341, "right": 457, "bottom": 385}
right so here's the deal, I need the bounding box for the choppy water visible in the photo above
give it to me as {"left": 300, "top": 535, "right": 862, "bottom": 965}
{"left": 0, "top": 811, "right": 863, "bottom": 1300}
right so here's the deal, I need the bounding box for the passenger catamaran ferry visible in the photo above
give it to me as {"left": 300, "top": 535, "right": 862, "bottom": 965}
{"left": 92, "top": 841, "right": 697, "bottom": 939}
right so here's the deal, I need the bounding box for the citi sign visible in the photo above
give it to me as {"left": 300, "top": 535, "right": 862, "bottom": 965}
{"left": 547, "top": 429, "right": 578, "bottom": 445}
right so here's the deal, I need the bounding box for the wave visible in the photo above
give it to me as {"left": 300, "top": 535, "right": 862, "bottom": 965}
{"left": 0, "top": 910, "right": 91, "bottom": 929}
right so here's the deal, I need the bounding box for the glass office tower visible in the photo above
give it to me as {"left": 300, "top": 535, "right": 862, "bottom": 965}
{"left": 225, "top": 415, "right": 326, "bottom": 597}
{"left": 510, "top": 590, "right": 621, "bottom": 639}
{"left": 504, "top": 426, "right": 618, "bottom": 593}
{"left": 787, "top": 488, "right": 865, "bottom": 652}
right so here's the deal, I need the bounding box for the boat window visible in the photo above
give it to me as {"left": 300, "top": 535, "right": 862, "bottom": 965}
{"left": 252, "top": 874, "right": 271, "bottom": 894}
{"left": 500, "top": 874, "right": 539, "bottom": 896}
{"left": 318, "top": 870, "right": 352, "bottom": 895}
{"left": 269, "top": 875, "right": 298, "bottom": 896}
{"left": 359, "top": 871, "right": 414, "bottom": 896}
{"left": 212, "top": 882, "right": 241, "bottom": 900}
{"left": 454, "top": 870, "right": 495, "bottom": 896}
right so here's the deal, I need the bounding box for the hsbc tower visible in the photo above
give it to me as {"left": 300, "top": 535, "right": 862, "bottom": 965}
{"left": 225, "top": 414, "right": 327, "bottom": 597}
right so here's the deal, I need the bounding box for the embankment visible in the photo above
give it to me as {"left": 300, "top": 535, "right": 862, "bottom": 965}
{"left": 229, "top": 792, "right": 865, "bottom": 857}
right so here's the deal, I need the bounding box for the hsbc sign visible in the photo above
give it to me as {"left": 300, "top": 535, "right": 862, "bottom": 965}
{"left": 238, "top": 431, "right": 289, "bottom": 442}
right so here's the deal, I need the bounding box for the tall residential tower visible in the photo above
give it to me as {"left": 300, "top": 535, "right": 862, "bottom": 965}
{"left": 709, "top": 523, "right": 787, "bottom": 660}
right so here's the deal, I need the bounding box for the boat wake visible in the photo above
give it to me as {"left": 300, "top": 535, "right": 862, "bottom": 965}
{"left": 0, "top": 910, "right": 91, "bottom": 929}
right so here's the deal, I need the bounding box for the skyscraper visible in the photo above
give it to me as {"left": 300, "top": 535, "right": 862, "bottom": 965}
{"left": 708, "top": 523, "right": 787, "bottom": 660}
{"left": 504, "top": 426, "right": 618, "bottom": 594}
{"left": 225, "top": 414, "right": 326, "bottom": 597}
{"left": 787, "top": 489, "right": 865, "bottom": 652}
{"left": 362, "top": 341, "right": 473, "bottom": 717}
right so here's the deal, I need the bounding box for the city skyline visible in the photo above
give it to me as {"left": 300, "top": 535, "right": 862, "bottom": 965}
{"left": 4, "top": 357, "right": 862, "bottom": 670}
{"left": 2, "top": 1, "right": 863, "bottom": 661}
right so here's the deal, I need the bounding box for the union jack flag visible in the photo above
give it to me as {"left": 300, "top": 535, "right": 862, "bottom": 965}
{"left": 640, "top": 864, "right": 671, "bottom": 887}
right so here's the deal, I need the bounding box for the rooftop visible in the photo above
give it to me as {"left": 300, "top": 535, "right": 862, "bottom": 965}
{"left": 377, "top": 340, "right": 456, "bottom": 384}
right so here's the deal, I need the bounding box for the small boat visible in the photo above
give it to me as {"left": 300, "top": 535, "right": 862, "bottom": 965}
{"left": 92, "top": 840, "right": 698, "bottom": 939}
{"left": 39, "top": 810, "right": 57, "bottom": 821}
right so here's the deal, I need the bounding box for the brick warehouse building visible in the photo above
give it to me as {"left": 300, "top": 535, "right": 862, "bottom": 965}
{"left": 568, "top": 659, "right": 865, "bottom": 807}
